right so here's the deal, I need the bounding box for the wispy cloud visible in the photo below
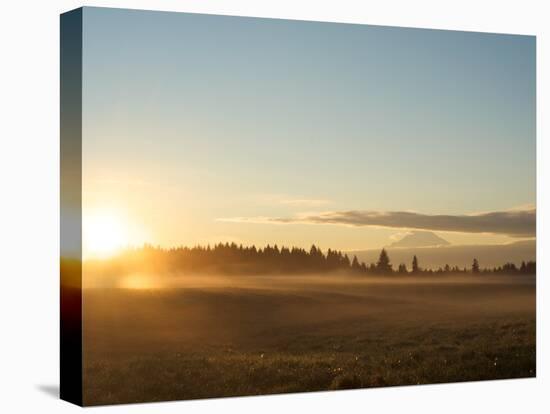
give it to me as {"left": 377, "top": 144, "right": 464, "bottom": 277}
{"left": 218, "top": 208, "right": 536, "bottom": 238}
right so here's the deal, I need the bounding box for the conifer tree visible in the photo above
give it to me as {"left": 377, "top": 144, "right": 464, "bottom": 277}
{"left": 472, "top": 258, "right": 480, "bottom": 273}
{"left": 376, "top": 249, "right": 392, "bottom": 274}
{"left": 412, "top": 255, "right": 419, "bottom": 273}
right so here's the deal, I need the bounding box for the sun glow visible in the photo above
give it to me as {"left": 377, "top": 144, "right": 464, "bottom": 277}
{"left": 83, "top": 211, "right": 132, "bottom": 258}
{"left": 119, "top": 274, "right": 159, "bottom": 290}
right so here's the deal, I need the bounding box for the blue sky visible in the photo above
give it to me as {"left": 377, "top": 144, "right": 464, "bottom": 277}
{"left": 81, "top": 7, "right": 535, "bottom": 251}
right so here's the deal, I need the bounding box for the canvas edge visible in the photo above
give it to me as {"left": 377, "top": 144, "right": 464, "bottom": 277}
{"left": 60, "top": 7, "right": 84, "bottom": 407}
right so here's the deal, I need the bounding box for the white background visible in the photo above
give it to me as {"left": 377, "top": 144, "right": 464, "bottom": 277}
{"left": 0, "top": 0, "right": 548, "bottom": 412}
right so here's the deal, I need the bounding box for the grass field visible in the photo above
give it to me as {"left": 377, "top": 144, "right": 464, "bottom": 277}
{"left": 82, "top": 273, "right": 535, "bottom": 405}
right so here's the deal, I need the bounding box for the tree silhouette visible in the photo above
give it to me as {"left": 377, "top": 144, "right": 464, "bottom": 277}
{"left": 519, "top": 261, "right": 535, "bottom": 274}
{"left": 93, "top": 242, "right": 536, "bottom": 278}
{"left": 412, "top": 255, "right": 419, "bottom": 273}
{"left": 351, "top": 255, "right": 362, "bottom": 273}
{"left": 472, "top": 258, "right": 480, "bottom": 273}
{"left": 343, "top": 254, "right": 351, "bottom": 268}
{"left": 376, "top": 249, "right": 392, "bottom": 274}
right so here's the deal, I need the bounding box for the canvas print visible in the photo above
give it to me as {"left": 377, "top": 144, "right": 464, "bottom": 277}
{"left": 60, "top": 7, "right": 536, "bottom": 406}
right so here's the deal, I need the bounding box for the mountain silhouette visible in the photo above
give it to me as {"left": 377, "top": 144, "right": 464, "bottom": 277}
{"left": 389, "top": 231, "right": 450, "bottom": 248}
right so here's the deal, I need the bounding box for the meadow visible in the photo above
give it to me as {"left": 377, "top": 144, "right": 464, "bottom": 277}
{"left": 82, "top": 273, "right": 535, "bottom": 405}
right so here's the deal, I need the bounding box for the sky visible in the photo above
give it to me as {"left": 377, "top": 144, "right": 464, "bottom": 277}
{"left": 80, "top": 7, "right": 536, "bottom": 255}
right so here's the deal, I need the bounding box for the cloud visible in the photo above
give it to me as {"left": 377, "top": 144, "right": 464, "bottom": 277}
{"left": 219, "top": 208, "right": 536, "bottom": 238}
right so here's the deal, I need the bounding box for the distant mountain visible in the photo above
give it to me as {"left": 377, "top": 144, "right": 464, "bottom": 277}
{"left": 389, "top": 231, "right": 450, "bottom": 248}
{"left": 349, "top": 239, "right": 535, "bottom": 269}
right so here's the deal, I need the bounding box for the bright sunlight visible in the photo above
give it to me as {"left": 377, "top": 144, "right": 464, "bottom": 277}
{"left": 83, "top": 211, "right": 130, "bottom": 258}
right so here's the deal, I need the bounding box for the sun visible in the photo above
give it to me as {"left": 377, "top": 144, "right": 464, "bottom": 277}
{"left": 83, "top": 211, "right": 129, "bottom": 258}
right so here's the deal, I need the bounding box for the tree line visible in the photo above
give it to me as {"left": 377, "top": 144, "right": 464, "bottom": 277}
{"left": 101, "top": 243, "right": 536, "bottom": 276}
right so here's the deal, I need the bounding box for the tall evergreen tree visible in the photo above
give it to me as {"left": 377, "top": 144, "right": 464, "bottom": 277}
{"left": 520, "top": 261, "right": 527, "bottom": 273}
{"left": 342, "top": 254, "right": 351, "bottom": 268}
{"left": 376, "top": 249, "right": 392, "bottom": 274}
{"left": 472, "top": 258, "right": 480, "bottom": 273}
{"left": 412, "top": 255, "right": 419, "bottom": 273}
{"left": 351, "top": 255, "right": 360, "bottom": 270}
